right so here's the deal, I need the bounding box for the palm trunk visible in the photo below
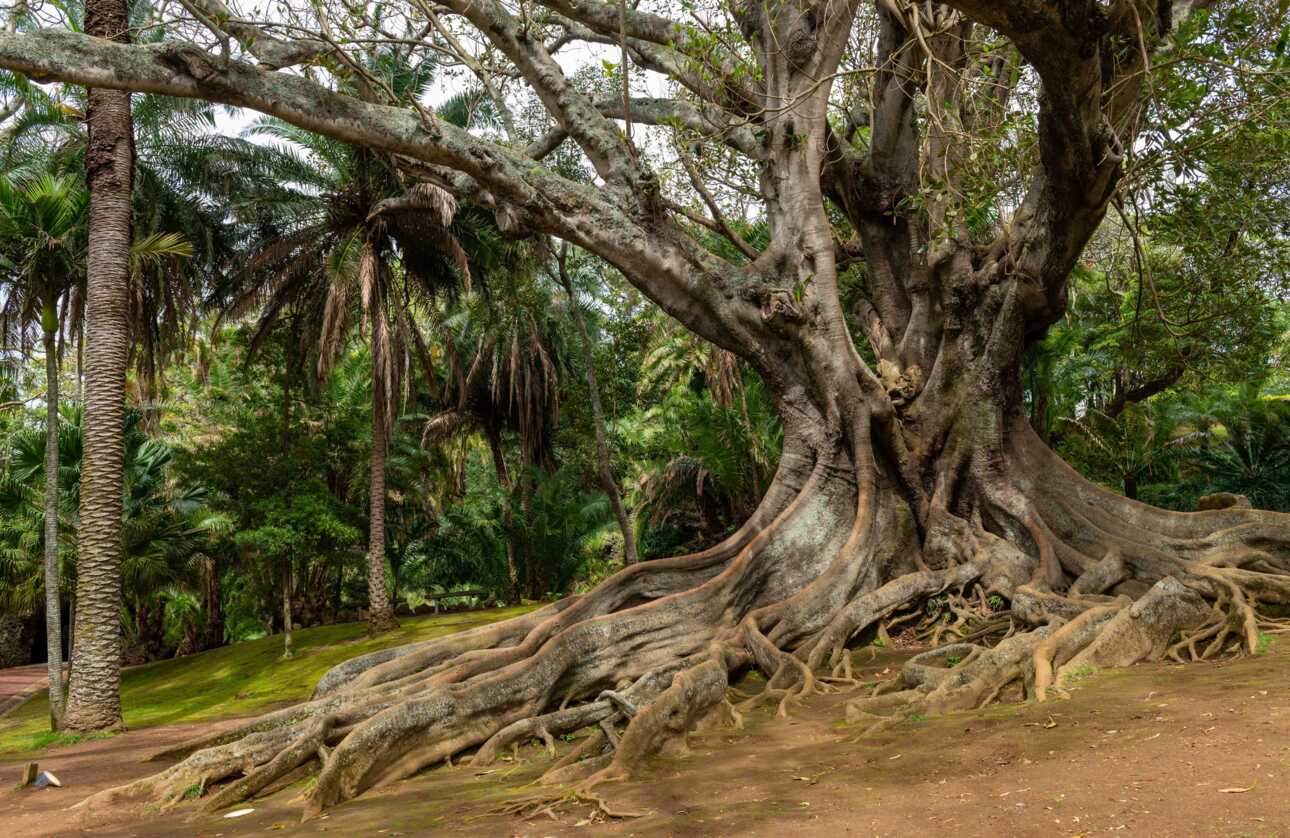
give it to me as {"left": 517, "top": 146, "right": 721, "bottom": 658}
{"left": 282, "top": 563, "right": 294, "bottom": 658}
{"left": 197, "top": 555, "right": 223, "bottom": 651}
{"left": 487, "top": 429, "right": 521, "bottom": 604}
{"left": 520, "top": 470, "right": 542, "bottom": 600}
{"left": 366, "top": 395, "right": 397, "bottom": 632}
{"left": 74, "top": 330, "right": 83, "bottom": 402}
{"left": 281, "top": 353, "right": 295, "bottom": 655}
{"left": 557, "top": 268, "right": 638, "bottom": 565}
{"left": 62, "top": 0, "right": 133, "bottom": 732}
{"left": 41, "top": 322, "right": 64, "bottom": 730}
{"left": 66, "top": 591, "right": 74, "bottom": 665}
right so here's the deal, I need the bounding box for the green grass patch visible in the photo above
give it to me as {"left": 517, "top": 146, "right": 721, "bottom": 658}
{"left": 25, "top": 729, "right": 113, "bottom": 750}
{"left": 0, "top": 604, "right": 538, "bottom": 755}
{"left": 1060, "top": 663, "right": 1100, "bottom": 685}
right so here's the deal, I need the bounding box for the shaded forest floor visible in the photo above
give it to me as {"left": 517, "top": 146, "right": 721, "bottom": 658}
{"left": 2, "top": 625, "right": 1288, "bottom": 837}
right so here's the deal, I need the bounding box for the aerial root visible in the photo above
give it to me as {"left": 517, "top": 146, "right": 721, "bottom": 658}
{"left": 737, "top": 618, "right": 814, "bottom": 716}
{"left": 844, "top": 628, "right": 1048, "bottom": 733}
{"left": 493, "top": 784, "right": 649, "bottom": 822}
{"left": 473, "top": 700, "right": 617, "bottom": 767}
{"left": 493, "top": 658, "right": 738, "bottom": 821}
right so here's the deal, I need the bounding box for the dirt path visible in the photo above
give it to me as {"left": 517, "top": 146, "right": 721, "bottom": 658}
{"left": 0, "top": 666, "right": 60, "bottom": 718}
{"left": 3, "top": 644, "right": 1288, "bottom": 837}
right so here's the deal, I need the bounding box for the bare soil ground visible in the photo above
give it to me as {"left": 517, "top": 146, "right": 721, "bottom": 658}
{"left": 3, "top": 641, "right": 1288, "bottom": 838}
{"left": 0, "top": 666, "right": 49, "bottom": 717}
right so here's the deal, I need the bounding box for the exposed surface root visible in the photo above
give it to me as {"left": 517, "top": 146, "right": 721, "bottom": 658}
{"left": 70, "top": 429, "right": 1290, "bottom": 823}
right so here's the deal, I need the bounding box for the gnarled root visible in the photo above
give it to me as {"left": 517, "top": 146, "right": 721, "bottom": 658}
{"left": 66, "top": 429, "right": 1290, "bottom": 824}
{"left": 584, "top": 657, "right": 738, "bottom": 787}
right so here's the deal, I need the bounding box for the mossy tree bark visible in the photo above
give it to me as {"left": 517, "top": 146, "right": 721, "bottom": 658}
{"left": 8, "top": 0, "right": 1288, "bottom": 816}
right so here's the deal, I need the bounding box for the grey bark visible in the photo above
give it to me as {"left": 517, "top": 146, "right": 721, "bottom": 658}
{"left": 41, "top": 322, "right": 64, "bottom": 729}
{"left": 282, "top": 564, "right": 294, "bottom": 658}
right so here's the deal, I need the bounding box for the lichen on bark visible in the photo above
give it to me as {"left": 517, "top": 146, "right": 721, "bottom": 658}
{"left": 4, "top": 0, "right": 1288, "bottom": 820}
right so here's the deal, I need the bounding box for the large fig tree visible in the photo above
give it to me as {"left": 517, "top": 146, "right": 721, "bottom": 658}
{"left": 3, "top": 0, "right": 1288, "bottom": 819}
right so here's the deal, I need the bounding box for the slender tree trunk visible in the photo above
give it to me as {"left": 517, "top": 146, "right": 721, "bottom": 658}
{"left": 1124, "top": 474, "right": 1138, "bottom": 501}
{"left": 556, "top": 266, "right": 639, "bottom": 565}
{"left": 41, "top": 322, "right": 64, "bottom": 730}
{"left": 520, "top": 469, "right": 543, "bottom": 600}
{"left": 487, "top": 429, "right": 521, "bottom": 604}
{"left": 366, "top": 396, "right": 397, "bottom": 632}
{"left": 281, "top": 563, "right": 294, "bottom": 658}
{"left": 281, "top": 352, "right": 295, "bottom": 656}
{"left": 62, "top": 0, "right": 133, "bottom": 733}
{"left": 66, "top": 591, "right": 74, "bottom": 666}
{"left": 197, "top": 555, "right": 223, "bottom": 651}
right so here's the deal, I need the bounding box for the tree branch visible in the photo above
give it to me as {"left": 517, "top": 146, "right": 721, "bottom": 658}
{"left": 0, "top": 29, "right": 759, "bottom": 354}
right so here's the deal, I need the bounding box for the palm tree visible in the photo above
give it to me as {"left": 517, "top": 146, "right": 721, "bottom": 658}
{"left": 63, "top": 0, "right": 135, "bottom": 733}
{"left": 3, "top": 405, "right": 229, "bottom": 662}
{"left": 425, "top": 274, "right": 566, "bottom": 600}
{"left": 3, "top": 0, "right": 234, "bottom": 404}
{"left": 213, "top": 110, "right": 474, "bottom": 632}
{"left": 1190, "top": 395, "right": 1290, "bottom": 511}
{"left": 1060, "top": 405, "right": 1203, "bottom": 500}
{"left": 0, "top": 171, "right": 85, "bottom": 728}
{"left": 5, "top": 1, "right": 228, "bottom": 727}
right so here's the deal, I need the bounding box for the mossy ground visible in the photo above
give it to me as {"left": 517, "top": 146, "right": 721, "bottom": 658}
{"left": 0, "top": 605, "right": 537, "bottom": 754}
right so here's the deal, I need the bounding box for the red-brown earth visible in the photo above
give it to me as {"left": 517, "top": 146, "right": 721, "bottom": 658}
{"left": 3, "top": 641, "right": 1287, "bottom": 837}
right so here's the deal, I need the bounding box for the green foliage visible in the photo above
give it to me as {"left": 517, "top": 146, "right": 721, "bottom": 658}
{"left": 622, "top": 369, "right": 781, "bottom": 558}
{"left": 0, "top": 404, "right": 226, "bottom": 658}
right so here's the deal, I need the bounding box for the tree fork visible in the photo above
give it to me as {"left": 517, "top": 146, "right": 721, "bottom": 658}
{"left": 8, "top": 0, "right": 1289, "bottom": 822}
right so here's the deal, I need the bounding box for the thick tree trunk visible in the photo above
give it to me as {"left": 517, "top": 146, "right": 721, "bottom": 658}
{"left": 52, "top": 0, "right": 1290, "bottom": 819}
{"left": 74, "top": 277, "right": 1290, "bottom": 819}
{"left": 365, "top": 395, "right": 397, "bottom": 633}
{"left": 75, "top": 330, "right": 82, "bottom": 402}
{"left": 557, "top": 262, "right": 639, "bottom": 565}
{"left": 41, "top": 322, "right": 64, "bottom": 729}
{"left": 62, "top": 0, "right": 133, "bottom": 733}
